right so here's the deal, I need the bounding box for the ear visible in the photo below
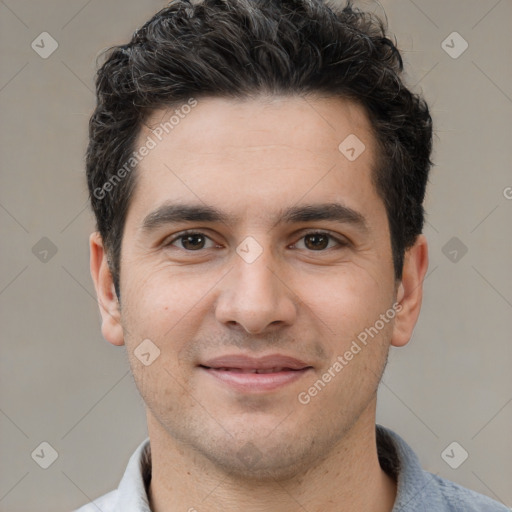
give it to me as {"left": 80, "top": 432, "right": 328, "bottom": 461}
{"left": 391, "top": 234, "right": 429, "bottom": 348}
{"left": 89, "top": 232, "right": 125, "bottom": 346}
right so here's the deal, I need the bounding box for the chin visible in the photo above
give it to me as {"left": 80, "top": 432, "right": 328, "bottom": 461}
{"left": 205, "top": 444, "right": 313, "bottom": 483}
{"left": 188, "top": 421, "right": 331, "bottom": 483}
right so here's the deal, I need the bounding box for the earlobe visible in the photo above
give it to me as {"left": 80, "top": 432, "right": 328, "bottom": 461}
{"left": 89, "top": 232, "right": 125, "bottom": 346}
{"left": 391, "top": 234, "right": 429, "bottom": 348}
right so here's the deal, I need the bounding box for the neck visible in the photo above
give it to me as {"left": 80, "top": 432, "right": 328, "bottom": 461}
{"left": 147, "top": 403, "right": 396, "bottom": 512}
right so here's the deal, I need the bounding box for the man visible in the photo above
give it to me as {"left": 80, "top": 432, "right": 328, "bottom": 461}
{"left": 77, "top": 0, "right": 507, "bottom": 510}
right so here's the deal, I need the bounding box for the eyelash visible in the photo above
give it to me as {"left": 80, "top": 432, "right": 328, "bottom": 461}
{"left": 164, "top": 230, "right": 349, "bottom": 251}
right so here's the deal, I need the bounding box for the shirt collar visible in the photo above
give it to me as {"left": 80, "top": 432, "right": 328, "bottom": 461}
{"left": 116, "top": 437, "right": 152, "bottom": 512}
{"left": 377, "top": 425, "right": 439, "bottom": 512}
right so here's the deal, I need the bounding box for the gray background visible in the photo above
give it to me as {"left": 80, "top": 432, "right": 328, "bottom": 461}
{"left": 0, "top": 0, "right": 511, "bottom": 510}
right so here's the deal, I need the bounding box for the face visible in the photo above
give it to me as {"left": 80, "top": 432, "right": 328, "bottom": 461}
{"left": 92, "top": 95, "right": 423, "bottom": 480}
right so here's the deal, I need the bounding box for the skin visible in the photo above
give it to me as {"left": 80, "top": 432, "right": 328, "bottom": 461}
{"left": 90, "top": 95, "right": 428, "bottom": 512}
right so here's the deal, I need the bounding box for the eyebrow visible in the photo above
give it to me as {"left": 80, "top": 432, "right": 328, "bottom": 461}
{"left": 280, "top": 203, "right": 368, "bottom": 233}
{"left": 142, "top": 204, "right": 230, "bottom": 231}
{"left": 141, "top": 202, "right": 369, "bottom": 234}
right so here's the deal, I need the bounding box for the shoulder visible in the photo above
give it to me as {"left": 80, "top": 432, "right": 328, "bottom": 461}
{"left": 376, "top": 426, "right": 509, "bottom": 512}
{"left": 73, "top": 489, "right": 118, "bottom": 512}
{"left": 427, "top": 472, "right": 509, "bottom": 512}
{"left": 71, "top": 437, "right": 151, "bottom": 512}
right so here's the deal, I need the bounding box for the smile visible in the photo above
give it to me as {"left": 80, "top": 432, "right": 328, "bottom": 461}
{"left": 199, "top": 354, "right": 313, "bottom": 392}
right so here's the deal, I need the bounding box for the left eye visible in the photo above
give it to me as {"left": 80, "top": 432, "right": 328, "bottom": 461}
{"left": 169, "top": 233, "right": 217, "bottom": 250}
{"left": 293, "top": 232, "right": 344, "bottom": 251}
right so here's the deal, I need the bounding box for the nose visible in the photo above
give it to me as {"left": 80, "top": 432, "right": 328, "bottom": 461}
{"left": 214, "top": 248, "right": 297, "bottom": 335}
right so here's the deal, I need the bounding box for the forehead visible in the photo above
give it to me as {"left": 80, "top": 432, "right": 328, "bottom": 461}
{"left": 127, "top": 95, "right": 384, "bottom": 227}
{"left": 145, "top": 95, "right": 373, "bottom": 158}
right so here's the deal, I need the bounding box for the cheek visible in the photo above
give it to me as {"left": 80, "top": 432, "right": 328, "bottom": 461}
{"left": 298, "top": 268, "right": 392, "bottom": 342}
{"left": 120, "top": 266, "right": 223, "bottom": 385}
{"left": 132, "top": 360, "right": 190, "bottom": 423}
{"left": 120, "top": 272, "right": 200, "bottom": 404}
{"left": 122, "top": 265, "right": 210, "bottom": 333}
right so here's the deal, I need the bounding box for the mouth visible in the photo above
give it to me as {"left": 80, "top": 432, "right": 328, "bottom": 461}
{"left": 204, "top": 367, "right": 304, "bottom": 374}
{"left": 198, "top": 354, "right": 313, "bottom": 393}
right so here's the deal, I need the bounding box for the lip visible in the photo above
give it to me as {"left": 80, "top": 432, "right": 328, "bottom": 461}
{"left": 202, "top": 354, "right": 311, "bottom": 371}
{"left": 199, "top": 354, "right": 313, "bottom": 393}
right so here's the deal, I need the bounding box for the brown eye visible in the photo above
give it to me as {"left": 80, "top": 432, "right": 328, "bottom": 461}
{"left": 304, "top": 233, "right": 330, "bottom": 250}
{"left": 180, "top": 234, "right": 206, "bottom": 250}
{"left": 167, "top": 233, "right": 215, "bottom": 250}
{"left": 292, "top": 231, "right": 347, "bottom": 252}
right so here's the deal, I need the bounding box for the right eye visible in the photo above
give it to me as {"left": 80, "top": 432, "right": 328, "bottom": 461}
{"left": 165, "top": 231, "right": 219, "bottom": 251}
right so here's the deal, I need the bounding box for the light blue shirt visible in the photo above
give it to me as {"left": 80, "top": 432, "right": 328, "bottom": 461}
{"left": 74, "top": 425, "right": 508, "bottom": 511}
